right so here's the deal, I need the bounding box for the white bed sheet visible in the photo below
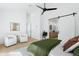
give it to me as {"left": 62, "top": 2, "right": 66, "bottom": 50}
{"left": 49, "top": 43, "right": 73, "bottom": 56}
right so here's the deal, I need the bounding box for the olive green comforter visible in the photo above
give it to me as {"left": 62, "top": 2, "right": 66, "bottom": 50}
{"left": 73, "top": 46, "right": 79, "bottom": 56}
{"left": 27, "top": 39, "right": 61, "bottom": 56}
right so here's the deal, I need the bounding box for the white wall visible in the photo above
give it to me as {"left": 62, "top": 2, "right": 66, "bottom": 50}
{"left": 27, "top": 5, "right": 42, "bottom": 40}
{"left": 30, "top": 13, "right": 41, "bottom": 39}
{"left": 0, "top": 3, "right": 28, "bottom": 44}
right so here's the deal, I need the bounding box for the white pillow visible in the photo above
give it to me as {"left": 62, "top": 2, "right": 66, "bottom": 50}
{"left": 65, "top": 42, "right": 79, "bottom": 52}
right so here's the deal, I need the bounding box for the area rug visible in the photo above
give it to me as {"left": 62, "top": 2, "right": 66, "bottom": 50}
{"left": 0, "top": 47, "right": 33, "bottom": 56}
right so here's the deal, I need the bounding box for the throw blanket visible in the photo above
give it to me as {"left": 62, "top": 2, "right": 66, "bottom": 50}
{"left": 27, "top": 39, "right": 61, "bottom": 56}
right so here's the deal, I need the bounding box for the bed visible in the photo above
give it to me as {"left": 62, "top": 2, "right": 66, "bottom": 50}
{"left": 27, "top": 39, "right": 61, "bottom": 56}
{"left": 3, "top": 39, "right": 73, "bottom": 56}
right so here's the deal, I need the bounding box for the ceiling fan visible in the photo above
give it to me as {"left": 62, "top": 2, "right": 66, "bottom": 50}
{"left": 36, "top": 3, "right": 57, "bottom": 15}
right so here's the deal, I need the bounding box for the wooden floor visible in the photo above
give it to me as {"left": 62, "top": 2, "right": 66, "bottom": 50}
{"left": 0, "top": 37, "right": 38, "bottom": 53}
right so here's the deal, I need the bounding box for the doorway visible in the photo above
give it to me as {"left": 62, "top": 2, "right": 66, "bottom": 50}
{"left": 49, "top": 18, "right": 59, "bottom": 39}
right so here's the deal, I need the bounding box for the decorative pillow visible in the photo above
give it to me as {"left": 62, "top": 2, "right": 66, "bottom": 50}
{"left": 63, "top": 36, "right": 79, "bottom": 52}
{"left": 65, "top": 42, "right": 79, "bottom": 52}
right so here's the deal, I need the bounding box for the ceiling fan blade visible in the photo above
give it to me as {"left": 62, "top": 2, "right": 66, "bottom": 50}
{"left": 46, "top": 8, "right": 57, "bottom": 11}
{"left": 41, "top": 10, "right": 45, "bottom": 15}
{"left": 36, "top": 5, "right": 43, "bottom": 10}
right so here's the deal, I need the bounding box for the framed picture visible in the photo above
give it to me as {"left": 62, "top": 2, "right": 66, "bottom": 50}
{"left": 10, "top": 22, "right": 20, "bottom": 31}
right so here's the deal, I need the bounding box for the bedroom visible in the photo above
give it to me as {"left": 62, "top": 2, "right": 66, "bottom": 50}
{"left": 0, "top": 3, "right": 79, "bottom": 56}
